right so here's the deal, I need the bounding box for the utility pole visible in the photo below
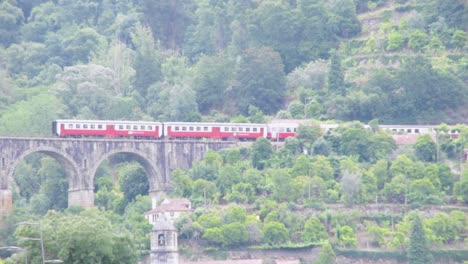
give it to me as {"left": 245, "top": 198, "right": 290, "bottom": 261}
{"left": 16, "top": 222, "right": 63, "bottom": 264}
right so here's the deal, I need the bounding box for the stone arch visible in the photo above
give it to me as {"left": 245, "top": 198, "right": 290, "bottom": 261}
{"left": 89, "top": 148, "right": 164, "bottom": 193}
{"left": 7, "top": 147, "right": 81, "bottom": 190}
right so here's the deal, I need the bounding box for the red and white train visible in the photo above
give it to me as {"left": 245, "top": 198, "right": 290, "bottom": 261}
{"left": 52, "top": 119, "right": 460, "bottom": 141}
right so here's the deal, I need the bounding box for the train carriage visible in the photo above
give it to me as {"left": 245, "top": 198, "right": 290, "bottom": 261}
{"left": 164, "top": 122, "right": 267, "bottom": 140}
{"left": 52, "top": 120, "right": 163, "bottom": 138}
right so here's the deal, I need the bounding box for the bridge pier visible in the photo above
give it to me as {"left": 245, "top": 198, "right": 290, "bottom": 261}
{"left": 68, "top": 188, "right": 95, "bottom": 208}
{"left": 0, "top": 189, "right": 13, "bottom": 216}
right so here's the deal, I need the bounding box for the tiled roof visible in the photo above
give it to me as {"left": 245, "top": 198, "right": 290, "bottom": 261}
{"left": 392, "top": 134, "right": 419, "bottom": 145}
{"left": 145, "top": 198, "right": 192, "bottom": 215}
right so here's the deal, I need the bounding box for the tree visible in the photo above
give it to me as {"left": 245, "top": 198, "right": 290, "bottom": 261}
{"left": 197, "top": 213, "right": 222, "bottom": 229}
{"left": 0, "top": 1, "right": 24, "bottom": 46}
{"left": 230, "top": 47, "right": 286, "bottom": 114}
{"left": 251, "top": 1, "right": 303, "bottom": 72}
{"left": 371, "top": 159, "right": 390, "bottom": 190}
{"left": 267, "top": 169, "right": 295, "bottom": 202}
{"left": 390, "top": 155, "right": 424, "bottom": 180}
{"left": 327, "top": 51, "right": 345, "bottom": 94}
{"left": 337, "top": 225, "right": 357, "bottom": 248}
{"left": 251, "top": 138, "right": 273, "bottom": 170}
{"left": 296, "top": 122, "right": 322, "bottom": 152}
{"left": 53, "top": 64, "right": 117, "bottom": 118}
{"left": 118, "top": 162, "right": 149, "bottom": 203}
{"left": 192, "top": 54, "right": 232, "bottom": 113}
{"left": 298, "top": 0, "right": 338, "bottom": 61}
{"left": 263, "top": 221, "right": 289, "bottom": 245}
{"left": 311, "top": 156, "right": 334, "bottom": 181}
{"left": 316, "top": 242, "right": 336, "bottom": 264}
{"left": 61, "top": 27, "right": 105, "bottom": 65}
{"left": 382, "top": 174, "right": 407, "bottom": 203}
{"left": 303, "top": 217, "right": 328, "bottom": 243}
{"left": 414, "top": 134, "right": 437, "bottom": 162}
{"left": 407, "top": 212, "right": 433, "bottom": 264}
{"left": 220, "top": 222, "right": 249, "bottom": 247}
{"left": 223, "top": 205, "right": 247, "bottom": 224}
{"left": 290, "top": 155, "right": 311, "bottom": 177}
{"left": 408, "top": 30, "right": 429, "bottom": 51}
{"left": 341, "top": 171, "right": 361, "bottom": 205}
{"left": 16, "top": 209, "right": 138, "bottom": 264}
{"left": 386, "top": 31, "right": 404, "bottom": 51}
{"left": 137, "top": 0, "right": 194, "bottom": 50}
{"left": 426, "top": 213, "right": 459, "bottom": 244}
{"left": 394, "top": 56, "right": 467, "bottom": 121}
{"left": 183, "top": 0, "right": 233, "bottom": 58}
{"left": 0, "top": 93, "right": 64, "bottom": 136}
{"left": 451, "top": 30, "right": 466, "bottom": 49}
{"left": 454, "top": 169, "right": 468, "bottom": 204}
{"left": 329, "top": 0, "right": 361, "bottom": 38}
{"left": 132, "top": 25, "right": 162, "bottom": 99}
{"left": 408, "top": 179, "right": 440, "bottom": 204}
{"left": 203, "top": 227, "right": 224, "bottom": 245}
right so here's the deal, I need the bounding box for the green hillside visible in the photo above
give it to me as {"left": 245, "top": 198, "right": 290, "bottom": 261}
{"left": 0, "top": 1, "right": 467, "bottom": 263}
{"left": 0, "top": 0, "right": 466, "bottom": 135}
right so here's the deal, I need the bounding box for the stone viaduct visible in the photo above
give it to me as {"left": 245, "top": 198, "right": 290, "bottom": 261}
{"left": 0, "top": 137, "right": 237, "bottom": 215}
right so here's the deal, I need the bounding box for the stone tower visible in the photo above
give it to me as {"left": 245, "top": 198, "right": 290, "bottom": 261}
{"left": 151, "top": 219, "right": 179, "bottom": 264}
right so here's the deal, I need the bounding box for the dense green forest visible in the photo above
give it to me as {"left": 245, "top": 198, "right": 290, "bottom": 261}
{"left": 0, "top": 0, "right": 467, "bottom": 263}
{"left": 0, "top": 0, "right": 467, "bottom": 134}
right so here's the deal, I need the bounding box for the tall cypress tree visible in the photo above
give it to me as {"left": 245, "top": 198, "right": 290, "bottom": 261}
{"left": 316, "top": 242, "right": 336, "bottom": 264}
{"left": 407, "top": 212, "right": 433, "bottom": 264}
{"left": 327, "top": 51, "right": 345, "bottom": 95}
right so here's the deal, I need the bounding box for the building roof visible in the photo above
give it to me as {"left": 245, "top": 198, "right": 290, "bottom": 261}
{"left": 181, "top": 260, "right": 263, "bottom": 264}
{"left": 145, "top": 198, "right": 192, "bottom": 215}
{"left": 392, "top": 134, "right": 419, "bottom": 145}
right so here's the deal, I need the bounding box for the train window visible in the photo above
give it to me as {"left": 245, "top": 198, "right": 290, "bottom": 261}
{"left": 392, "top": 129, "right": 397, "bottom": 132}
{"left": 223, "top": 127, "right": 228, "bottom": 132}
{"left": 286, "top": 128, "right": 291, "bottom": 132}
{"left": 182, "top": 127, "right": 187, "bottom": 131}
{"left": 118, "top": 125, "right": 123, "bottom": 130}
{"left": 98, "top": 125, "right": 103, "bottom": 129}
{"left": 196, "top": 127, "right": 201, "bottom": 131}
{"left": 76, "top": 124, "right": 81, "bottom": 129}
{"left": 239, "top": 127, "right": 243, "bottom": 132}
{"left": 231, "top": 127, "right": 237, "bottom": 132}
{"left": 415, "top": 129, "right": 420, "bottom": 133}
{"left": 246, "top": 128, "right": 250, "bottom": 132}
{"left": 174, "top": 126, "right": 179, "bottom": 131}
{"left": 140, "top": 125, "right": 145, "bottom": 130}
{"left": 204, "top": 127, "right": 209, "bottom": 131}
{"left": 68, "top": 124, "right": 73, "bottom": 129}
{"left": 126, "top": 125, "right": 131, "bottom": 130}
{"left": 189, "top": 126, "right": 194, "bottom": 131}
{"left": 133, "top": 125, "right": 138, "bottom": 130}
{"left": 407, "top": 129, "right": 412, "bottom": 133}
{"left": 148, "top": 126, "right": 152, "bottom": 130}
{"left": 253, "top": 128, "right": 257, "bottom": 132}
{"left": 294, "top": 128, "right": 297, "bottom": 132}
{"left": 83, "top": 124, "right": 88, "bottom": 129}
{"left": 90, "top": 124, "right": 95, "bottom": 129}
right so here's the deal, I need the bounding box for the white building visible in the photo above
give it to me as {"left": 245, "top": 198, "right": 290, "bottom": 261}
{"left": 145, "top": 198, "right": 192, "bottom": 225}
